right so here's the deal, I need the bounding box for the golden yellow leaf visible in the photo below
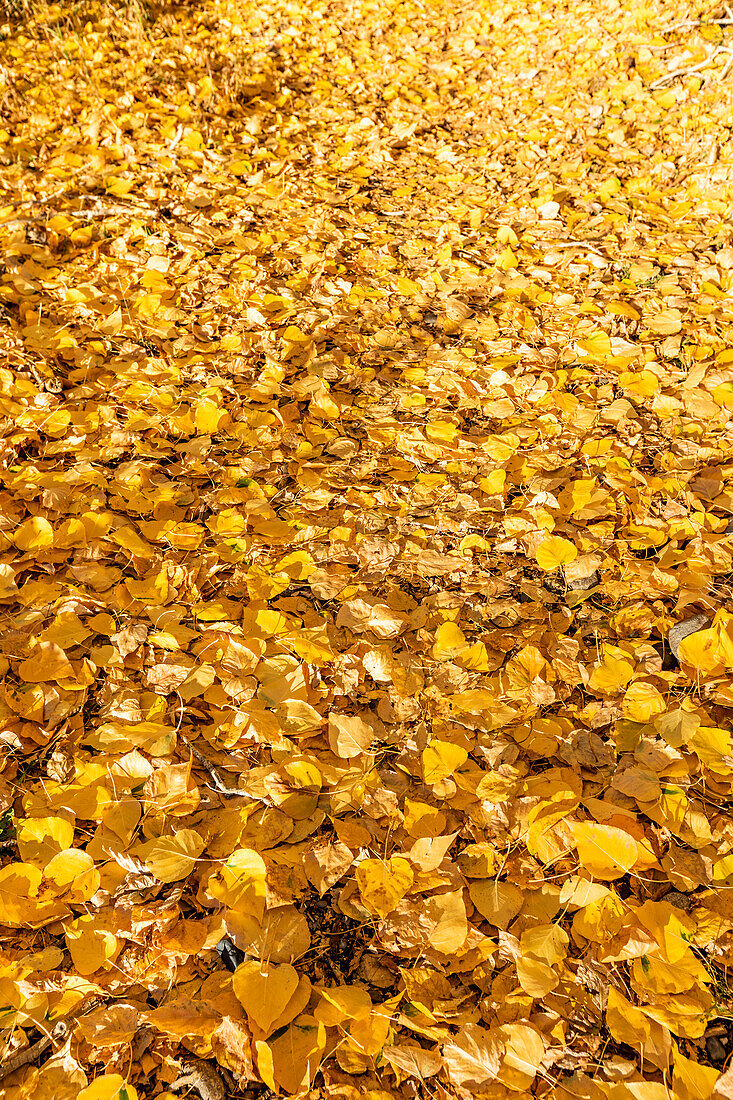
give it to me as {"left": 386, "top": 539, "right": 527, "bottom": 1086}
{"left": 516, "top": 956, "right": 558, "bottom": 998}
{"left": 469, "top": 880, "right": 523, "bottom": 930}
{"left": 623, "top": 681, "right": 666, "bottom": 722}
{"left": 432, "top": 620, "right": 467, "bottom": 659}
{"left": 16, "top": 816, "right": 74, "bottom": 865}
{"left": 14, "top": 516, "right": 54, "bottom": 551}
{"left": 77, "top": 1076, "right": 138, "bottom": 1100}
{"left": 232, "top": 960, "right": 300, "bottom": 1036}
{"left": 606, "top": 986, "right": 650, "bottom": 1046}
{"left": 422, "top": 740, "right": 468, "bottom": 783}
{"left": 328, "top": 712, "right": 373, "bottom": 758}
{"left": 588, "top": 644, "right": 635, "bottom": 694}
{"left": 44, "top": 849, "right": 100, "bottom": 902}
{"left": 648, "top": 308, "right": 682, "bottom": 334}
{"left": 65, "top": 913, "right": 120, "bottom": 976}
{"left": 18, "top": 641, "right": 75, "bottom": 683}
{"left": 535, "top": 536, "right": 577, "bottom": 571}
{"left": 571, "top": 821, "right": 640, "bottom": 879}
{"left": 314, "top": 985, "right": 372, "bottom": 1026}
{"left": 356, "top": 856, "right": 413, "bottom": 918}
{"left": 145, "top": 829, "right": 205, "bottom": 882}
{"left": 267, "top": 1015, "right": 327, "bottom": 1093}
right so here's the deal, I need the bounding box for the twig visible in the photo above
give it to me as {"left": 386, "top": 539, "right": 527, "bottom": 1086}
{"left": 171, "top": 1058, "right": 226, "bottom": 1100}
{"left": 0, "top": 997, "right": 104, "bottom": 1084}
{"left": 718, "top": 50, "right": 733, "bottom": 80}
{"left": 454, "top": 248, "right": 492, "bottom": 268}
{"left": 538, "top": 239, "right": 609, "bottom": 258}
{"left": 179, "top": 732, "right": 271, "bottom": 803}
{"left": 660, "top": 14, "right": 733, "bottom": 33}
{"left": 169, "top": 124, "right": 184, "bottom": 152}
{"left": 21, "top": 362, "right": 63, "bottom": 394}
{"left": 649, "top": 45, "right": 731, "bottom": 88}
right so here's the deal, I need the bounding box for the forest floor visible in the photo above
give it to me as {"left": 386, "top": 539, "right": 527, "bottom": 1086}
{"left": 1, "top": 0, "right": 733, "bottom": 1097}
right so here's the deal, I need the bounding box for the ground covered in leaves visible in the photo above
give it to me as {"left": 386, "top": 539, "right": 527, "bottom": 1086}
{"left": 1, "top": 0, "right": 733, "bottom": 1096}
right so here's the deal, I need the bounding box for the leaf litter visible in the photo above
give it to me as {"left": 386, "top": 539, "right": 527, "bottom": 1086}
{"left": 1, "top": 0, "right": 733, "bottom": 1097}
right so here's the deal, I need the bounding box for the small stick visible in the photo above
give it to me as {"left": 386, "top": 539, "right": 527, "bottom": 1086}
{"left": 0, "top": 997, "right": 103, "bottom": 1084}
{"left": 179, "top": 732, "right": 271, "bottom": 803}
{"left": 649, "top": 46, "right": 725, "bottom": 89}
{"left": 454, "top": 248, "right": 492, "bottom": 268}
{"left": 171, "top": 1058, "right": 226, "bottom": 1100}
{"left": 539, "top": 240, "right": 609, "bottom": 258}
{"left": 718, "top": 51, "right": 733, "bottom": 80}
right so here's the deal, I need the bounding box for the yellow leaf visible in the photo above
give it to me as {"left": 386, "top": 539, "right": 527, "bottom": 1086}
{"left": 468, "top": 880, "right": 524, "bottom": 929}
{"left": 228, "top": 904, "right": 311, "bottom": 964}
{"left": 356, "top": 856, "right": 413, "bottom": 918}
{"left": 383, "top": 1044, "right": 442, "bottom": 1081}
{"left": 520, "top": 922, "right": 569, "bottom": 965}
{"left": 314, "top": 985, "right": 372, "bottom": 1026}
{"left": 195, "top": 399, "right": 226, "bottom": 433}
{"left": 497, "top": 1022, "right": 545, "bottom": 1090}
{"left": 648, "top": 308, "right": 682, "bottom": 334}
{"left": 621, "top": 369, "right": 659, "bottom": 398}
{"left": 65, "top": 913, "right": 120, "bottom": 975}
{"left": 83, "top": 720, "right": 176, "bottom": 755}
{"left": 497, "top": 225, "right": 519, "bottom": 245}
{"left": 577, "top": 330, "right": 612, "bottom": 360}
{"left": 347, "top": 996, "right": 395, "bottom": 1055}
{"left": 606, "top": 986, "right": 650, "bottom": 1046}
{"left": 689, "top": 725, "right": 733, "bottom": 776}
{"left": 328, "top": 712, "right": 373, "bottom": 758}
{"left": 478, "top": 469, "right": 506, "bottom": 494}
{"left": 255, "top": 1039, "right": 277, "bottom": 1090}
{"left": 18, "top": 641, "right": 75, "bottom": 683}
{"left": 44, "top": 848, "right": 99, "bottom": 902}
{"left": 535, "top": 536, "right": 577, "bottom": 571}
{"left": 449, "top": 688, "right": 500, "bottom": 714}
{"left": 426, "top": 888, "right": 468, "bottom": 952}
{"left": 111, "top": 527, "right": 154, "bottom": 557}
{"left": 14, "top": 516, "right": 53, "bottom": 551}
{"left": 422, "top": 740, "right": 468, "bottom": 783}
{"left": 177, "top": 663, "right": 216, "bottom": 701}
{"left": 393, "top": 276, "right": 419, "bottom": 294}
{"left": 16, "top": 816, "right": 74, "bottom": 866}
{"left": 654, "top": 88, "right": 676, "bottom": 109}
{"left": 404, "top": 800, "right": 446, "bottom": 839}
{"left": 0, "top": 862, "right": 68, "bottom": 927}
{"left": 276, "top": 550, "right": 315, "bottom": 580}
{"left": 678, "top": 618, "right": 733, "bottom": 675}
{"left": 426, "top": 419, "right": 458, "bottom": 444}
{"left": 145, "top": 829, "right": 205, "bottom": 882}
{"left": 181, "top": 128, "right": 204, "bottom": 151}
{"left": 267, "top": 1015, "right": 326, "bottom": 1093}
{"left": 623, "top": 681, "right": 666, "bottom": 722}
{"left": 516, "top": 956, "right": 558, "bottom": 998}
{"left": 608, "top": 300, "right": 641, "bottom": 319}
{"left": 673, "top": 1047, "right": 720, "bottom": 1100}
{"left": 571, "top": 821, "right": 640, "bottom": 879}
{"left": 432, "top": 620, "right": 467, "bottom": 659}
{"left": 207, "top": 848, "right": 267, "bottom": 922}
{"left": 588, "top": 644, "right": 635, "bottom": 694}
{"left": 105, "top": 176, "right": 135, "bottom": 196}
{"left": 443, "top": 1024, "right": 503, "bottom": 1089}
{"left": 232, "top": 960, "right": 300, "bottom": 1036}
{"left": 497, "top": 245, "right": 518, "bottom": 270}
{"left": 572, "top": 891, "right": 624, "bottom": 942}
{"left": 78, "top": 1076, "right": 138, "bottom": 1100}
